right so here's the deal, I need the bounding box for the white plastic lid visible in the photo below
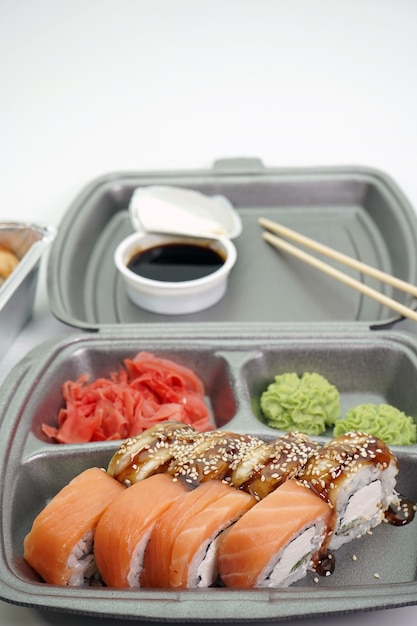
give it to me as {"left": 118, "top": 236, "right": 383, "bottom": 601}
{"left": 128, "top": 185, "right": 242, "bottom": 240}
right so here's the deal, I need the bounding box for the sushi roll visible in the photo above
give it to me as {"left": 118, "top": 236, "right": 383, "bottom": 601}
{"left": 297, "top": 431, "right": 399, "bottom": 549}
{"left": 217, "top": 478, "right": 333, "bottom": 588}
{"left": 230, "top": 431, "right": 318, "bottom": 499}
{"left": 107, "top": 420, "right": 198, "bottom": 485}
{"left": 23, "top": 467, "right": 126, "bottom": 586}
{"left": 166, "top": 429, "right": 264, "bottom": 485}
{"left": 94, "top": 473, "right": 189, "bottom": 587}
{"left": 141, "top": 480, "right": 256, "bottom": 588}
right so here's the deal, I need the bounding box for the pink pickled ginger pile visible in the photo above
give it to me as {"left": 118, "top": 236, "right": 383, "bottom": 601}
{"left": 42, "top": 352, "right": 212, "bottom": 443}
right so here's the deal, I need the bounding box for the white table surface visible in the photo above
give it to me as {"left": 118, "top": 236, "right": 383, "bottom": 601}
{"left": 1, "top": 0, "right": 417, "bottom": 624}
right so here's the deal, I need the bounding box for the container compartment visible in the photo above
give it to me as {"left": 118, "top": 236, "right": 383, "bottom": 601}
{"left": 6, "top": 450, "right": 417, "bottom": 592}
{"left": 21, "top": 343, "right": 238, "bottom": 444}
{"left": 244, "top": 337, "right": 417, "bottom": 436}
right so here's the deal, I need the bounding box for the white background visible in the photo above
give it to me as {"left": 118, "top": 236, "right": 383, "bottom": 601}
{"left": 1, "top": 1, "right": 417, "bottom": 624}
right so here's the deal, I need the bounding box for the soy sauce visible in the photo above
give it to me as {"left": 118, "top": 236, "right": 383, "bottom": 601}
{"left": 127, "top": 242, "right": 225, "bottom": 282}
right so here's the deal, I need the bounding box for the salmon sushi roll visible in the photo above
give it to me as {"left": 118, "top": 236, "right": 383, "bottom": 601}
{"left": 297, "top": 431, "right": 399, "bottom": 549}
{"left": 94, "top": 473, "right": 189, "bottom": 587}
{"left": 23, "top": 467, "right": 126, "bottom": 586}
{"left": 142, "top": 480, "right": 256, "bottom": 588}
{"left": 218, "top": 478, "right": 333, "bottom": 588}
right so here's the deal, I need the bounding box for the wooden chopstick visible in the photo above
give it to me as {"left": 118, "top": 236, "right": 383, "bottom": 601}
{"left": 259, "top": 217, "right": 417, "bottom": 323}
{"left": 259, "top": 217, "right": 417, "bottom": 298}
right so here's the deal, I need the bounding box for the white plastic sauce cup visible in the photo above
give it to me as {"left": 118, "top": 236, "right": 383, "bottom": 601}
{"left": 114, "top": 231, "right": 237, "bottom": 315}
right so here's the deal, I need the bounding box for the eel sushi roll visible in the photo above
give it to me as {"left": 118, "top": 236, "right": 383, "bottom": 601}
{"left": 166, "top": 429, "right": 264, "bottom": 485}
{"left": 23, "top": 468, "right": 126, "bottom": 586}
{"left": 217, "top": 478, "right": 333, "bottom": 588}
{"left": 141, "top": 480, "right": 256, "bottom": 588}
{"left": 94, "top": 473, "right": 189, "bottom": 587}
{"left": 107, "top": 420, "right": 198, "bottom": 484}
{"left": 230, "top": 431, "right": 318, "bottom": 499}
{"left": 297, "top": 431, "right": 399, "bottom": 549}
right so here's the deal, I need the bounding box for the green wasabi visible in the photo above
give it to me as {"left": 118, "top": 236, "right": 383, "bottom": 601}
{"left": 260, "top": 372, "right": 340, "bottom": 436}
{"left": 333, "top": 403, "right": 417, "bottom": 445}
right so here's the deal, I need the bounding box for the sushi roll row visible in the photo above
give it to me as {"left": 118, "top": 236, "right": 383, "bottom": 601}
{"left": 23, "top": 468, "right": 330, "bottom": 589}
{"left": 23, "top": 427, "right": 412, "bottom": 589}
{"left": 107, "top": 421, "right": 319, "bottom": 499}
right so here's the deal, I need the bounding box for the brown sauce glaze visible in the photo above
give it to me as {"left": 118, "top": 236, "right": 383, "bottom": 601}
{"left": 315, "top": 551, "right": 336, "bottom": 577}
{"left": 235, "top": 432, "right": 319, "bottom": 500}
{"left": 385, "top": 497, "right": 416, "bottom": 526}
{"left": 167, "top": 431, "right": 263, "bottom": 485}
{"left": 108, "top": 421, "right": 198, "bottom": 484}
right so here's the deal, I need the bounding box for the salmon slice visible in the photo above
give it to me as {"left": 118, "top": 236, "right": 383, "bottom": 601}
{"left": 94, "top": 473, "right": 189, "bottom": 587}
{"left": 141, "top": 480, "right": 256, "bottom": 588}
{"left": 23, "top": 467, "right": 126, "bottom": 586}
{"left": 218, "top": 478, "right": 333, "bottom": 588}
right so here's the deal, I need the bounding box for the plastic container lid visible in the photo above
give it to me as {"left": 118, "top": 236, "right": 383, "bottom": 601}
{"left": 128, "top": 185, "right": 242, "bottom": 239}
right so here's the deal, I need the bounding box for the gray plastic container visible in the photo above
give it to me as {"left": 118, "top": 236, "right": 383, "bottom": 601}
{"left": 1, "top": 159, "right": 417, "bottom": 622}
